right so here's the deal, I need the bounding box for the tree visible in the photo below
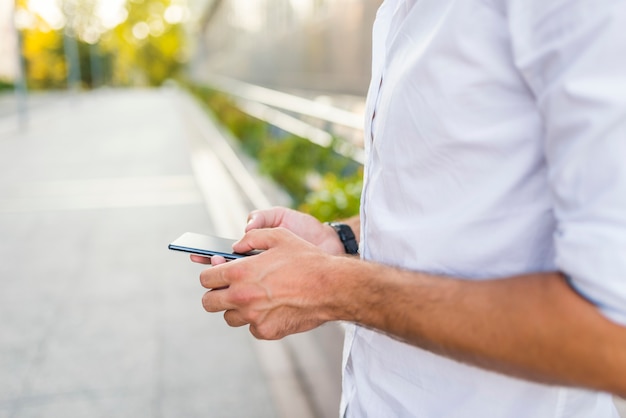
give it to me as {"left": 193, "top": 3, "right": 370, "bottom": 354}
{"left": 15, "top": 0, "right": 190, "bottom": 89}
{"left": 101, "top": 0, "right": 189, "bottom": 86}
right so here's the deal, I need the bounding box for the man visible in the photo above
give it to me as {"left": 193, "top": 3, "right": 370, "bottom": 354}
{"left": 192, "top": 0, "right": 626, "bottom": 416}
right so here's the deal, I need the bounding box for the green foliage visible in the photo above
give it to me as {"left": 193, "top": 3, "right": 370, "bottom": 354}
{"left": 103, "top": 0, "right": 187, "bottom": 86}
{"left": 77, "top": 43, "right": 114, "bottom": 88}
{"left": 0, "top": 80, "right": 15, "bottom": 92}
{"left": 20, "top": 27, "right": 67, "bottom": 89}
{"left": 300, "top": 171, "right": 363, "bottom": 222}
{"left": 258, "top": 135, "right": 318, "bottom": 203}
{"left": 19, "top": 27, "right": 113, "bottom": 90}
{"left": 189, "top": 84, "right": 362, "bottom": 220}
{"left": 17, "top": 0, "right": 187, "bottom": 89}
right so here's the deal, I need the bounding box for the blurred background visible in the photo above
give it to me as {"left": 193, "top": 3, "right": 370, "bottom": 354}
{"left": 0, "top": 1, "right": 375, "bottom": 417}
{"left": 2, "top": 0, "right": 376, "bottom": 91}
{"left": 1, "top": 0, "right": 378, "bottom": 220}
{"left": 0, "top": 1, "right": 624, "bottom": 417}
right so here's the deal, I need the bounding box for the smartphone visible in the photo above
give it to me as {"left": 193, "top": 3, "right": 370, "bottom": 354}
{"left": 168, "top": 232, "right": 259, "bottom": 260}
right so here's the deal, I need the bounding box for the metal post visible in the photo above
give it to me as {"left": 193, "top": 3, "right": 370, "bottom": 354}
{"left": 11, "top": 1, "right": 28, "bottom": 130}
{"left": 89, "top": 42, "right": 100, "bottom": 89}
{"left": 63, "top": 28, "right": 82, "bottom": 91}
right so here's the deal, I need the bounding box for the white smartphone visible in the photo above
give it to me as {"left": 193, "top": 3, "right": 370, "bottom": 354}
{"left": 168, "top": 232, "right": 259, "bottom": 260}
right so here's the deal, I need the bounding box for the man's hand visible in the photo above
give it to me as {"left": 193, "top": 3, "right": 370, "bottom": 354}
{"left": 245, "top": 207, "right": 347, "bottom": 255}
{"left": 189, "top": 223, "right": 626, "bottom": 396}
{"left": 198, "top": 227, "right": 342, "bottom": 340}
{"left": 189, "top": 207, "right": 348, "bottom": 267}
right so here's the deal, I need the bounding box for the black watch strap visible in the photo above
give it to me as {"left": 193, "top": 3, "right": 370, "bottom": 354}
{"left": 326, "top": 222, "right": 359, "bottom": 255}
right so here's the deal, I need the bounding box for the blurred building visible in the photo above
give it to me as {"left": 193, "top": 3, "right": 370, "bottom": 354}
{"left": 0, "top": 0, "right": 18, "bottom": 81}
{"left": 190, "top": 0, "right": 381, "bottom": 96}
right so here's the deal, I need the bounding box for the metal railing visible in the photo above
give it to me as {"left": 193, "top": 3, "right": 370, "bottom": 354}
{"left": 200, "top": 74, "right": 366, "bottom": 164}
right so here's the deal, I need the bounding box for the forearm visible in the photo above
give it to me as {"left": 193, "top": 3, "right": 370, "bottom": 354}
{"left": 225, "top": 217, "right": 626, "bottom": 394}
{"left": 329, "top": 258, "right": 626, "bottom": 396}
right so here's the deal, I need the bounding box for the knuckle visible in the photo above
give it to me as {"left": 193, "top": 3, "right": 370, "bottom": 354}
{"left": 246, "top": 309, "right": 261, "bottom": 325}
{"left": 249, "top": 325, "right": 262, "bottom": 339}
{"left": 249, "top": 324, "right": 269, "bottom": 340}
{"left": 199, "top": 269, "right": 210, "bottom": 287}
{"left": 223, "top": 310, "right": 243, "bottom": 327}
{"left": 228, "top": 263, "right": 247, "bottom": 283}
{"left": 275, "top": 226, "right": 294, "bottom": 242}
{"left": 230, "top": 285, "right": 259, "bottom": 306}
{"left": 252, "top": 322, "right": 281, "bottom": 340}
{"left": 201, "top": 291, "right": 213, "bottom": 312}
{"left": 223, "top": 310, "right": 234, "bottom": 325}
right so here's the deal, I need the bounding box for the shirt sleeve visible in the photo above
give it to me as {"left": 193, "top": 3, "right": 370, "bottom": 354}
{"left": 508, "top": 0, "right": 626, "bottom": 325}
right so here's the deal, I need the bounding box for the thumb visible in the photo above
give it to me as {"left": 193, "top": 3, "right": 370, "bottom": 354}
{"left": 244, "top": 208, "right": 287, "bottom": 232}
{"left": 245, "top": 212, "right": 265, "bottom": 232}
{"left": 233, "top": 228, "right": 288, "bottom": 253}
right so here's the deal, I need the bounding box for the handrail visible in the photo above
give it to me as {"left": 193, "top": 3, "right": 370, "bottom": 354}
{"left": 234, "top": 99, "right": 365, "bottom": 164}
{"left": 201, "top": 74, "right": 365, "bottom": 164}
{"left": 203, "top": 74, "right": 364, "bottom": 131}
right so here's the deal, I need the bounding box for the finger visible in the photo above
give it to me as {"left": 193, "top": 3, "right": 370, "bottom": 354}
{"left": 233, "top": 227, "right": 290, "bottom": 253}
{"left": 245, "top": 207, "right": 287, "bottom": 232}
{"left": 199, "top": 264, "right": 231, "bottom": 289}
{"left": 190, "top": 254, "right": 211, "bottom": 264}
{"left": 210, "top": 255, "right": 227, "bottom": 266}
{"left": 223, "top": 310, "right": 247, "bottom": 327}
{"left": 249, "top": 323, "right": 281, "bottom": 341}
{"left": 202, "top": 288, "right": 234, "bottom": 312}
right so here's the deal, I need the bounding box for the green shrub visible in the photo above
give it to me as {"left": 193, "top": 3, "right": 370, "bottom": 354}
{"left": 0, "top": 80, "right": 14, "bottom": 92}
{"left": 188, "top": 84, "right": 362, "bottom": 220}
{"left": 299, "top": 171, "right": 363, "bottom": 221}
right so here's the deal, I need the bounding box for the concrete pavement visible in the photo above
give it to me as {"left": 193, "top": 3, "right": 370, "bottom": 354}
{"left": 0, "top": 88, "right": 334, "bottom": 418}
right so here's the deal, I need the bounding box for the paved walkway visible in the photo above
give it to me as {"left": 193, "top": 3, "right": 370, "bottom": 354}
{"left": 0, "top": 88, "right": 336, "bottom": 418}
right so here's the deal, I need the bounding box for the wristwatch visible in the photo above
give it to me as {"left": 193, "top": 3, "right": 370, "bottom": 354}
{"left": 326, "top": 222, "right": 359, "bottom": 255}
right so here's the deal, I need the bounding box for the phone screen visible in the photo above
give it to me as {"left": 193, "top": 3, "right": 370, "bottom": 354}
{"left": 168, "top": 232, "right": 255, "bottom": 260}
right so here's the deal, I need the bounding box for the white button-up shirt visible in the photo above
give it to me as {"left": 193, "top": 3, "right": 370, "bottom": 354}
{"left": 341, "top": 0, "right": 626, "bottom": 416}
